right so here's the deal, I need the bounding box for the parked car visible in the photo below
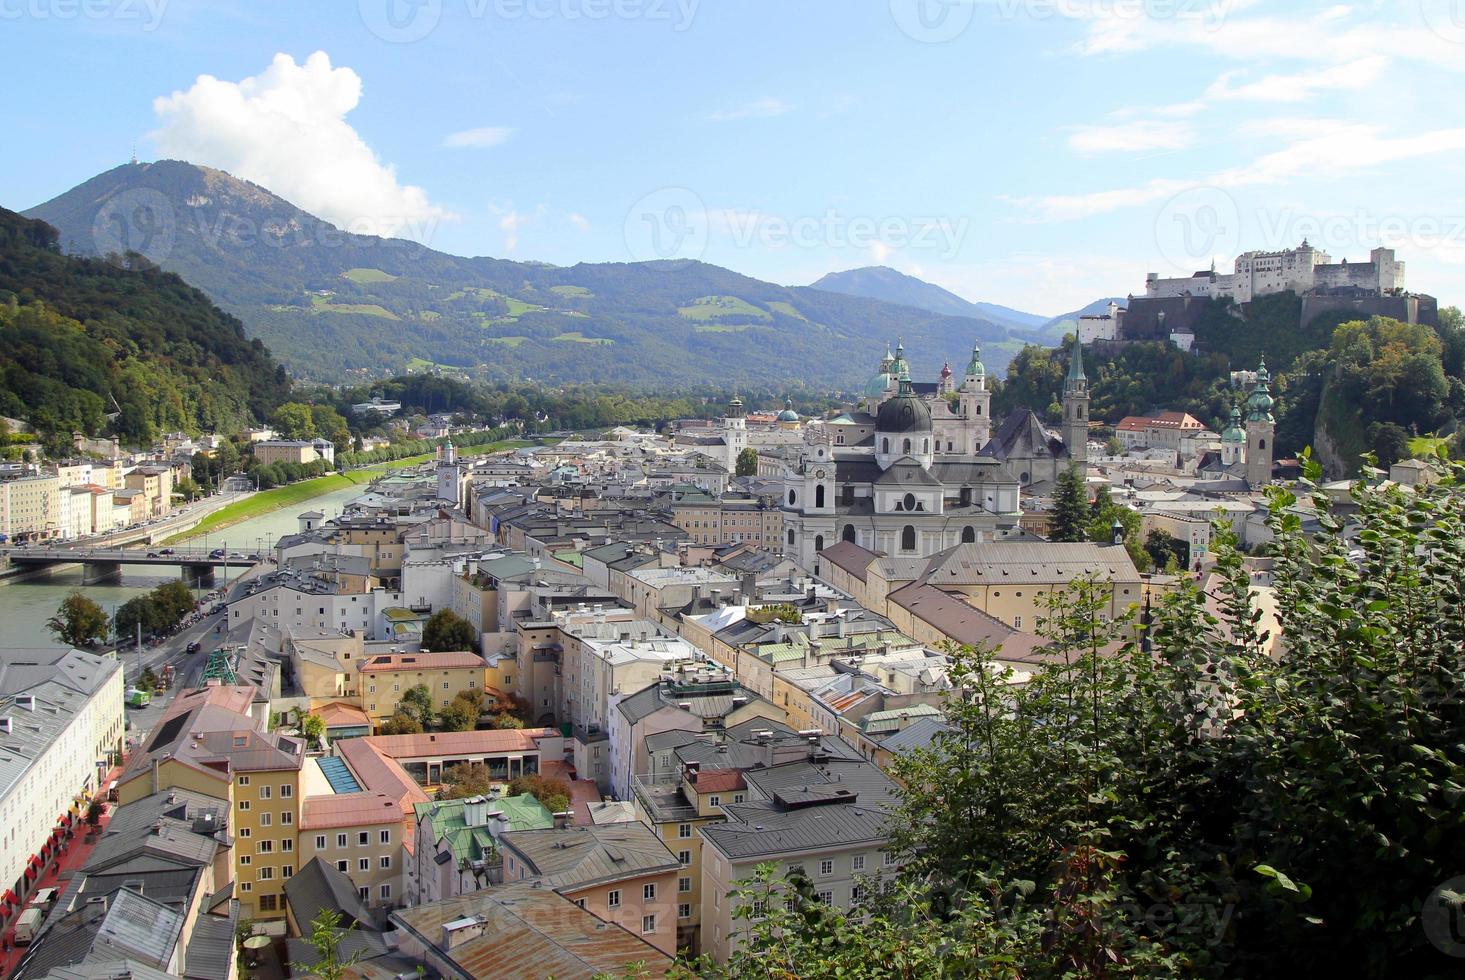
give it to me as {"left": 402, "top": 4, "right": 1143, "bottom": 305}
{"left": 186, "top": 641, "right": 201, "bottom": 654}
{"left": 14, "top": 906, "right": 43, "bottom": 944}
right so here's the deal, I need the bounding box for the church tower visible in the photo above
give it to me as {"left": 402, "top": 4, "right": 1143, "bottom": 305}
{"left": 957, "top": 341, "right": 992, "bottom": 453}
{"left": 1062, "top": 333, "right": 1090, "bottom": 467}
{"left": 436, "top": 439, "right": 464, "bottom": 507}
{"left": 1244, "top": 357, "right": 1275, "bottom": 489}
{"left": 1220, "top": 404, "right": 1246, "bottom": 467}
{"left": 721, "top": 394, "right": 748, "bottom": 473}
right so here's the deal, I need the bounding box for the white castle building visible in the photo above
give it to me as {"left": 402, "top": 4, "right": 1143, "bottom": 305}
{"left": 1146, "top": 242, "right": 1404, "bottom": 304}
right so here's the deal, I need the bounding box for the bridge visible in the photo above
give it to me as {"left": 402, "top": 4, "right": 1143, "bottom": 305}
{"left": 2, "top": 547, "right": 259, "bottom": 586}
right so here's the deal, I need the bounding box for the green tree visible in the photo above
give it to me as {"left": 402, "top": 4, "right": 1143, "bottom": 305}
{"left": 214, "top": 439, "right": 241, "bottom": 478}
{"left": 289, "top": 908, "right": 363, "bottom": 980}
{"left": 151, "top": 579, "right": 196, "bottom": 627}
{"left": 1049, "top": 464, "right": 1089, "bottom": 542}
{"left": 1366, "top": 421, "right": 1411, "bottom": 469}
{"left": 1087, "top": 486, "right": 1148, "bottom": 569}
{"left": 300, "top": 713, "right": 326, "bottom": 750}
{"left": 378, "top": 710, "right": 422, "bottom": 735}
{"left": 175, "top": 477, "right": 201, "bottom": 502}
{"left": 270, "top": 402, "right": 317, "bottom": 439}
{"left": 310, "top": 404, "right": 352, "bottom": 455}
{"left": 399, "top": 684, "right": 436, "bottom": 728}
{"left": 508, "top": 773, "right": 573, "bottom": 814}
{"left": 1142, "top": 527, "right": 1187, "bottom": 570}
{"left": 438, "top": 761, "right": 495, "bottom": 800}
{"left": 114, "top": 595, "right": 162, "bottom": 641}
{"left": 438, "top": 690, "right": 483, "bottom": 733}
{"left": 734, "top": 446, "right": 758, "bottom": 476}
{"left": 46, "top": 591, "right": 109, "bottom": 647}
{"left": 421, "top": 609, "right": 477, "bottom": 652}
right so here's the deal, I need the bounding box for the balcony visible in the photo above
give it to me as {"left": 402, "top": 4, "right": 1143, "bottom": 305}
{"left": 631, "top": 772, "right": 699, "bottom": 823}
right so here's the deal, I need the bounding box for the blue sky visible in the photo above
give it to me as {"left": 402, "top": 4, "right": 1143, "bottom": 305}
{"left": 7, "top": 0, "right": 1465, "bottom": 314}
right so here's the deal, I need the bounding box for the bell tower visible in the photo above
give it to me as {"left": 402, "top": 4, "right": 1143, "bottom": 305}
{"left": 1062, "top": 334, "right": 1090, "bottom": 468}
{"left": 1244, "top": 358, "right": 1275, "bottom": 489}
{"left": 958, "top": 341, "right": 991, "bottom": 453}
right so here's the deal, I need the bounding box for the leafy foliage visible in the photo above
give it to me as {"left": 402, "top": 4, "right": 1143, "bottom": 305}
{"left": 422, "top": 609, "right": 478, "bottom": 653}
{"left": 46, "top": 591, "right": 109, "bottom": 647}
{"left": 1050, "top": 464, "right": 1089, "bottom": 542}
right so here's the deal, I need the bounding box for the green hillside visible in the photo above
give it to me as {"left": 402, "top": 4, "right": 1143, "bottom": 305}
{"left": 0, "top": 207, "right": 290, "bottom": 448}
{"left": 24, "top": 161, "right": 1016, "bottom": 386}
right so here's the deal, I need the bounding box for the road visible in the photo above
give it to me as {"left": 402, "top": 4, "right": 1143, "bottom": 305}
{"left": 117, "top": 603, "right": 230, "bottom": 741}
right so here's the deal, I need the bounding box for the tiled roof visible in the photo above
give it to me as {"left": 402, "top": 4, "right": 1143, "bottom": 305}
{"left": 688, "top": 769, "right": 745, "bottom": 794}
{"left": 360, "top": 651, "right": 487, "bottom": 672}
{"left": 363, "top": 728, "right": 558, "bottom": 760}
{"left": 301, "top": 792, "right": 405, "bottom": 830}
{"left": 500, "top": 823, "right": 680, "bottom": 892}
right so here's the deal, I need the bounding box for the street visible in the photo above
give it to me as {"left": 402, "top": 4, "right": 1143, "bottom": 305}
{"left": 118, "top": 604, "right": 230, "bottom": 742}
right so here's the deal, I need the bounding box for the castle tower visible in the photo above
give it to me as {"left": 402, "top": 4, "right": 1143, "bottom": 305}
{"left": 1244, "top": 357, "right": 1275, "bottom": 489}
{"left": 863, "top": 345, "right": 897, "bottom": 406}
{"left": 958, "top": 341, "right": 992, "bottom": 453}
{"left": 1061, "top": 333, "right": 1090, "bottom": 467}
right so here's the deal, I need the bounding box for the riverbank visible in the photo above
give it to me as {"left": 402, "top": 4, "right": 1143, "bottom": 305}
{"left": 162, "top": 437, "right": 534, "bottom": 544}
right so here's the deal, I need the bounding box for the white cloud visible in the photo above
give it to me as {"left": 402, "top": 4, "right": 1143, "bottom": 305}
{"left": 151, "top": 52, "right": 453, "bottom": 240}
{"left": 1068, "top": 119, "right": 1196, "bottom": 155}
{"left": 568, "top": 213, "right": 590, "bottom": 233}
{"left": 443, "top": 126, "right": 514, "bottom": 148}
{"left": 708, "top": 97, "right": 793, "bottom": 122}
{"left": 1205, "top": 56, "right": 1389, "bottom": 103}
{"left": 499, "top": 211, "right": 525, "bottom": 252}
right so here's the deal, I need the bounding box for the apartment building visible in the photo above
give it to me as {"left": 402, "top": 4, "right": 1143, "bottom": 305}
{"left": 0, "top": 474, "right": 60, "bottom": 540}
{"left": 408, "top": 792, "right": 553, "bottom": 905}
{"left": 359, "top": 650, "right": 491, "bottom": 731}
{"left": 255, "top": 439, "right": 336, "bottom": 466}
{"left": 670, "top": 495, "right": 784, "bottom": 550}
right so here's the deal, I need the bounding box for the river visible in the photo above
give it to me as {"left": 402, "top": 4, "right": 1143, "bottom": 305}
{"left": 0, "top": 484, "right": 369, "bottom": 648}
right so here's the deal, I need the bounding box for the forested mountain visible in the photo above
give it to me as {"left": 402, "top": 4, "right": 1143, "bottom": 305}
{"left": 0, "top": 207, "right": 290, "bottom": 447}
{"left": 25, "top": 162, "right": 1018, "bottom": 386}
{"left": 809, "top": 264, "right": 1057, "bottom": 336}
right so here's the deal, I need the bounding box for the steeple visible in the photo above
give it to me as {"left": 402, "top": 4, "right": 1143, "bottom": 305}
{"left": 965, "top": 341, "right": 985, "bottom": 381}
{"left": 1062, "top": 334, "right": 1090, "bottom": 468}
{"left": 1065, "top": 332, "right": 1087, "bottom": 386}
{"left": 1244, "top": 355, "right": 1275, "bottom": 488}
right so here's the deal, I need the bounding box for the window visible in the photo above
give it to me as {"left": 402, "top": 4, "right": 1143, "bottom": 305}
{"left": 237, "top": 775, "right": 250, "bottom": 786}
{"left": 643, "top": 883, "right": 657, "bottom": 901}
{"left": 815, "top": 484, "right": 825, "bottom": 508}
{"left": 261, "top": 813, "right": 271, "bottom": 827}
{"left": 380, "top": 883, "right": 392, "bottom": 901}
{"left": 358, "top": 832, "right": 369, "bottom": 846}
{"left": 961, "top": 526, "right": 976, "bottom": 543}
{"left": 708, "top": 794, "right": 721, "bottom": 807}
{"left": 239, "top": 828, "right": 251, "bottom": 839}
{"left": 237, "top": 800, "right": 250, "bottom": 811}
{"left": 786, "top": 529, "right": 795, "bottom": 546}
{"left": 280, "top": 785, "right": 292, "bottom": 798}
{"left": 282, "top": 812, "right": 293, "bottom": 825}
{"left": 315, "top": 835, "right": 327, "bottom": 850}
{"left": 853, "top": 855, "right": 865, "bottom": 872}
{"left": 903, "top": 492, "right": 916, "bottom": 511}
{"left": 337, "top": 860, "right": 348, "bottom": 873}
{"left": 678, "top": 850, "right": 691, "bottom": 865}
{"left": 282, "top": 839, "right": 293, "bottom": 852}
{"left": 260, "top": 786, "right": 271, "bottom": 799}
{"left": 337, "top": 834, "right": 348, "bottom": 848}
{"left": 903, "top": 438, "right": 911, "bottom": 454}
{"left": 853, "top": 883, "right": 867, "bottom": 902}
{"left": 283, "top": 865, "right": 294, "bottom": 878}
{"left": 575, "top": 898, "right": 586, "bottom": 909}
{"left": 678, "top": 903, "right": 692, "bottom": 919}
{"left": 240, "top": 882, "right": 251, "bottom": 893}
{"left": 240, "top": 855, "right": 252, "bottom": 866}
{"left": 734, "top": 793, "right": 745, "bottom": 803}
{"left": 1013, "top": 616, "right": 1023, "bottom": 629}
{"left": 901, "top": 525, "right": 916, "bottom": 551}
{"left": 642, "top": 914, "right": 656, "bottom": 935}
{"left": 883, "top": 851, "right": 897, "bottom": 867}
{"left": 443, "top": 682, "right": 450, "bottom": 690}
{"left": 817, "top": 890, "right": 833, "bottom": 904}
{"left": 358, "top": 858, "right": 370, "bottom": 872}
{"left": 820, "top": 859, "right": 833, "bottom": 876}
{"left": 608, "top": 889, "right": 621, "bottom": 909}
{"left": 677, "top": 823, "right": 691, "bottom": 839}
{"left": 359, "top": 887, "right": 368, "bottom": 901}
{"left": 258, "top": 840, "right": 273, "bottom": 854}
{"left": 881, "top": 437, "right": 889, "bottom": 454}
{"left": 679, "top": 876, "right": 691, "bottom": 893}
{"left": 258, "top": 894, "right": 276, "bottom": 911}
{"left": 380, "top": 855, "right": 391, "bottom": 869}
{"left": 258, "top": 867, "right": 274, "bottom": 880}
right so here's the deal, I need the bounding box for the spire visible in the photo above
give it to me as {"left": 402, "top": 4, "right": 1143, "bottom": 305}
{"left": 965, "top": 341, "right": 985, "bottom": 378}
{"left": 1066, "top": 333, "right": 1086, "bottom": 384}
{"left": 1246, "top": 356, "right": 1274, "bottom": 423}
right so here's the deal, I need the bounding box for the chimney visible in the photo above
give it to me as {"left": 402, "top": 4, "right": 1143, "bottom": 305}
{"left": 552, "top": 810, "right": 575, "bottom": 830}
{"left": 151, "top": 757, "right": 159, "bottom": 796}
{"left": 740, "top": 573, "right": 756, "bottom": 603}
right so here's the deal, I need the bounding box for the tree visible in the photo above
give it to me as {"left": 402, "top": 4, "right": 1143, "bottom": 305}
{"left": 1367, "top": 421, "right": 1411, "bottom": 469}
{"left": 439, "top": 691, "right": 482, "bottom": 733}
{"left": 46, "top": 591, "right": 109, "bottom": 647}
{"left": 114, "top": 596, "right": 162, "bottom": 641}
{"left": 1049, "top": 464, "right": 1089, "bottom": 542}
{"left": 438, "top": 762, "right": 495, "bottom": 800}
{"left": 300, "top": 713, "right": 326, "bottom": 750}
{"left": 421, "top": 609, "right": 477, "bottom": 653}
{"left": 289, "top": 908, "right": 363, "bottom": 980}
{"left": 378, "top": 711, "right": 422, "bottom": 736}
{"left": 1143, "top": 527, "right": 1187, "bottom": 570}
{"left": 1087, "top": 486, "right": 1148, "bottom": 569}
{"left": 399, "top": 684, "right": 436, "bottom": 728}
{"left": 508, "top": 773, "right": 572, "bottom": 814}
{"left": 310, "top": 404, "right": 352, "bottom": 455}
{"left": 270, "top": 402, "right": 317, "bottom": 440}
{"left": 85, "top": 799, "right": 104, "bottom": 826}
{"left": 152, "top": 579, "right": 196, "bottom": 627}
{"left": 735, "top": 446, "right": 758, "bottom": 476}
{"left": 139, "top": 667, "right": 158, "bottom": 692}
{"left": 175, "top": 477, "right": 201, "bottom": 502}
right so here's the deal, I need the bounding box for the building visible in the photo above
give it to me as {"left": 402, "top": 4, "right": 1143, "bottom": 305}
{"left": 0, "top": 649, "right": 124, "bottom": 914}
{"left": 114, "top": 685, "right": 304, "bottom": 924}
{"left": 783, "top": 343, "right": 1025, "bottom": 570}
{"left": 0, "top": 474, "right": 61, "bottom": 540}
{"left": 1115, "top": 412, "right": 1211, "bottom": 451}
{"left": 409, "top": 792, "right": 553, "bottom": 905}
{"left": 1244, "top": 358, "right": 1276, "bottom": 489}
{"left": 1145, "top": 241, "right": 1405, "bottom": 304}
{"left": 358, "top": 728, "right": 565, "bottom": 790}
{"left": 670, "top": 494, "right": 784, "bottom": 550}
{"left": 255, "top": 439, "right": 337, "bottom": 467}
{"left": 699, "top": 753, "right": 903, "bottom": 961}
{"left": 390, "top": 882, "right": 674, "bottom": 979}
{"left": 359, "top": 650, "right": 491, "bottom": 731}
{"left": 498, "top": 822, "right": 683, "bottom": 955}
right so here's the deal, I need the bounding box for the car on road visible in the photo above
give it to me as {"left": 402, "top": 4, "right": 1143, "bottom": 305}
{"left": 159, "top": 548, "right": 175, "bottom": 556}
{"left": 186, "top": 641, "right": 201, "bottom": 654}
{"left": 146, "top": 551, "right": 158, "bottom": 558}
{"left": 209, "top": 548, "right": 225, "bottom": 558}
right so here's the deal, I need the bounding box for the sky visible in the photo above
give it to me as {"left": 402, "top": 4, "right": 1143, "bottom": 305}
{"left": 6, "top": 0, "right": 1465, "bottom": 315}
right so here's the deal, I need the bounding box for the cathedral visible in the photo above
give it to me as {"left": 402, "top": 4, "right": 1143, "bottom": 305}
{"left": 780, "top": 336, "right": 1094, "bottom": 571}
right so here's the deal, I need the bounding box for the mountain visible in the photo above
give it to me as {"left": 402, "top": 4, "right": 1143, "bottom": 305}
{"left": 0, "top": 207, "right": 290, "bottom": 446}
{"left": 24, "top": 162, "right": 1016, "bottom": 387}
{"left": 808, "top": 265, "right": 1057, "bottom": 337}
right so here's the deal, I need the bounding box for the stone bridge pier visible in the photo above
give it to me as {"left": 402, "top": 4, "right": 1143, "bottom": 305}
{"left": 80, "top": 562, "right": 122, "bottom": 585}
{"left": 182, "top": 564, "right": 217, "bottom": 589}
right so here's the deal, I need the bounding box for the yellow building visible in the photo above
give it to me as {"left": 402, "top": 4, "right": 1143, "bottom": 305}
{"left": 359, "top": 650, "right": 491, "bottom": 730}
{"left": 115, "top": 685, "right": 305, "bottom": 923}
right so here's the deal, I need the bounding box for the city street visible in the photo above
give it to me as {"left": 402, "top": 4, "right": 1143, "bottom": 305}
{"left": 117, "top": 604, "right": 229, "bottom": 742}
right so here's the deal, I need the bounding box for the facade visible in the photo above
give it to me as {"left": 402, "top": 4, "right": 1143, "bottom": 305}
{"left": 255, "top": 439, "right": 337, "bottom": 467}
{"left": 1115, "top": 411, "right": 1211, "bottom": 450}
{"left": 670, "top": 495, "right": 784, "bottom": 549}
{"left": 358, "top": 650, "right": 491, "bottom": 730}
{"left": 409, "top": 793, "right": 553, "bottom": 905}
{"left": 0, "top": 474, "right": 60, "bottom": 540}
{"left": 1145, "top": 242, "right": 1405, "bottom": 304}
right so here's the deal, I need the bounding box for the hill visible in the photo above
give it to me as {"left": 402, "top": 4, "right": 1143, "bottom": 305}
{"left": 0, "top": 207, "right": 290, "bottom": 447}
{"left": 25, "top": 162, "right": 1016, "bottom": 387}
{"left": 809, "top": 265, "right": 1052, "bottom": 336}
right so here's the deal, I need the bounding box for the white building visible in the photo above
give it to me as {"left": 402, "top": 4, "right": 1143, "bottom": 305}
{"left": 1146, "top": 242, "right": 1405, "bottom": 304}
{"left": 0, "top": 649, "right": 124, "bottom": 903}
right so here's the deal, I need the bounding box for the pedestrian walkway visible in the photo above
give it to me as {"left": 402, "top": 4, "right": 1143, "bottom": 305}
{"left": 0, "top": 771, "right": 117, "bottom": 979}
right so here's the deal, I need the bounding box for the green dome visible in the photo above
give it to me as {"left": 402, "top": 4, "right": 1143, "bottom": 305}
{"left": 776, "top": 398, "right": 799, "bottom": 422}
{"left": 864, "top": 372, "right": 894, "bottom": 397}
{"left": 888, "top": 341, "right": 911, "bottom": 382}
{"left": 965, "top": 341, "right": 985, "bottom": 379}
{"left": 1245, "top": 357, "right": 1274, "bottom": 423}
{"left": 1221, "top": 406, "right": 1245, "bottom": 443}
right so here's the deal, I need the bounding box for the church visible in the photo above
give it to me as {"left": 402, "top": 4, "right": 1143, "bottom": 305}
{"left": 779, "top": 336, "right": 1094, "bottom": 571}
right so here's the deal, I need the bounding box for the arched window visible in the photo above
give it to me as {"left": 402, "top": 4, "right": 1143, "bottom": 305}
{"left": 788, "top": 489, "right": 797, "bottom": 506}
{"left": 923, "top": 438, "right": 930, "bottom": 453}
{"left": 903, "top": 438, "right": 912, "bottom": 454}
{"left": 961, "top": 526, "right": 976, "bottom": 543}
{"left": 882, "top": 438, "right": 889, "bottom": 454}
{"left": 1258, "top": 439, "right": 1267, "bottom": 450}
{"left": 975, "top": 404, "right": 982, "bottom": 415}
{"left": 842, "top": 524, "right": 856, "bottom": 543}
{"left": 814, "top": 535, "right": 824, "bottom": 552}
{"left": 787, "top": 529, "right": 795, "bottom": 545}
{"left": 901, "top": 525, "right": 916, "bottom": 551}
{"left": 815, "top": 485, "right": 825, "bottom": 508}
{"left": 903, "top": 492, "right": 916, "bottom": 512}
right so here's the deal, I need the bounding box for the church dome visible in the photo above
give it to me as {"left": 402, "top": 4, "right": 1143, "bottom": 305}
{"left": 965, "top": 341, "right": 985, "bottom": 379}
{"left": 776, "top": 398, "right": 800, "bottom": 422}
{"left": 876, "top": 379, "right": 932, "bottom": 434}
{"left": 864, "top": 371, "right": 894, "bottom": 397}
{"left": 1222, "top": 406, "right": 1245, "bottom": 443}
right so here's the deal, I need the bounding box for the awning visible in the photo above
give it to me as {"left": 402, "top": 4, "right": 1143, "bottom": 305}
{"left": 4, "top": 890, "right": 18, "bottom": 904}
{"left": 24, "top": 865, "right": 37, "bottom": 880}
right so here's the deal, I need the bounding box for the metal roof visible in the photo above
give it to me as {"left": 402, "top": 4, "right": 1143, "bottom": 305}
{"left": 316, "top": 756, "right": 362, "bottom": 794}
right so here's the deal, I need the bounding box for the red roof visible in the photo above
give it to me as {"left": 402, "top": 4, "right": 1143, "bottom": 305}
{"left": 360, "top": 651, "right": 487, "bottom": 672}
{"left": 689, "top": 769, "right": 746, "bottom": 794}
{"left": 364, "top": 727, "right": 558, "bottom": 759}
{"left": 1117, "top": 412, "right": 1205, "bottom": 432}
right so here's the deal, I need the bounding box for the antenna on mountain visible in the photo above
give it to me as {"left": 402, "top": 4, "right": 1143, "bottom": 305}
{"left": 130, "top": 143, "right": 138, "bottom": 166}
